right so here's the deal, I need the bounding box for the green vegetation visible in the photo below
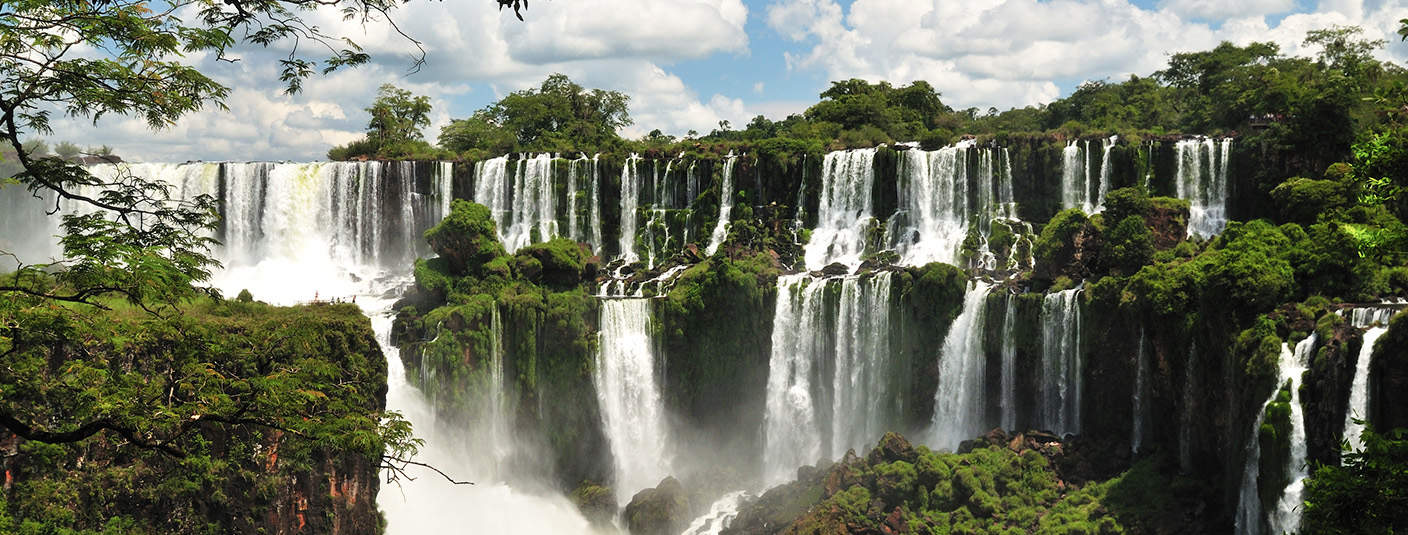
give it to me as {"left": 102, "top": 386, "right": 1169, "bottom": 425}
{"left": 1302, "top": 427, "right": 1408, "bottom": 534}
{"left": 0, "top": 299, "right": 396, "bottom": 533}
{"left": 726, "top": 432, "right": 1195, "bottom": 535}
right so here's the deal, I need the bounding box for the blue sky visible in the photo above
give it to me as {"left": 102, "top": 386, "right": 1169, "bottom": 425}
{"left": 47, "top": 0, "right": 1408, "bottom": 161}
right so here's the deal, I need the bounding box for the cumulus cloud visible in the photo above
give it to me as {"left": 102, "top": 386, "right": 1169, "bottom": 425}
{"left": 42, "top": 0, "right": 752, "bottom": 161}
{"left": 765, "top": 0, "right": 1408, "bottom": 111}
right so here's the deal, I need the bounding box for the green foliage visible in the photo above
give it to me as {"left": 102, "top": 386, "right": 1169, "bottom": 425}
{"left": 1102, "top": 187, "right": 1152, "bottom": 228}
{"left": 1101, "top": 215, "right": 1154, "bottom": 276}
{"left": 1303, "top": 427, "right": 1408, "bottom": 534}
{"left": 1270, "top": 177, "right": 1350, "bottom": 224}
{"left": 0, "top": 300, "right": 400, "bottom": 533}
{"left": 424, "top": 200, "right": 509, "bottom": 274}
{"left": 1035, "top": 208, "right": 1090, "bottom": 280}
{"left": 440, "top": 73, "right": 631, "bottom": 154}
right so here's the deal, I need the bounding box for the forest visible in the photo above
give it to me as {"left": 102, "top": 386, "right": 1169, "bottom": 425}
{"left": 2, "top": 1, "right": 1408, "bottom": 533}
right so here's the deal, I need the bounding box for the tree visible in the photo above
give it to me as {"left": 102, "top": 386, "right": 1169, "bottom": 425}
{"left": 440, "top": 73, "right": 631, "bottom": 153}
{"left": 0, "top": 0, "right": 526, "bottom": 498}
{"left": 366, "top": 84, "right": 432, "bottom": 145}
{"left": 52, "top": 141, "right": 81, "bottom": 161}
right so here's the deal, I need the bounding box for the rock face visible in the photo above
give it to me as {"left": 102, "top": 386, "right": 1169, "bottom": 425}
{"left": 1373, "top": 311, "right": 1408, "bottom": 431}
{"left": 624, "top": 476, "right": 692, "bottom": 535}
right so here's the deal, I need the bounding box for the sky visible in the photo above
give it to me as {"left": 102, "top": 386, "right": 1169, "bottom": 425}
{"left": 43, "top": 0, "right": 1408, "bottom": 162}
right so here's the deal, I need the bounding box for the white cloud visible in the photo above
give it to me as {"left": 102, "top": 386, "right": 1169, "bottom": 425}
{"left": 42, "top": 0, "right": 753, "bottom": 160}
{"left": 754, "top": 82, "right": 766, "bottom": 94}
{"left": 765, "top": 0, "right": 1408, "bottom": 112}
{"left": 1158, "top": 0, "right": 1296, "bottom": 21}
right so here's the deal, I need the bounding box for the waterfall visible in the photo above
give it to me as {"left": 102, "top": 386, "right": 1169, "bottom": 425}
{"left": 1131, "top": 328, "right": 1149, "bottom": 454}
{"left": 1343, "top": 308, "right": 1397, "bottom": 452}
{"left": 1268, "top": 335, "right": 1315, "bottom": 534}
{"left": 1180, "top": 343, "right": 1198, "bottom": 472}
{"left": 587, "top": 155, "right": 604, "bottom": 257}
{"left": 830, "top": 273, "right": 895, "bottom": 458}
{"left": 1000, "top": 293, "right": 1018, "bottom": 431}
{"left": 804, "top": 148, "right": 876, "bottom": 271}
{"left": 1040, "top": 288, "right": 1083, "bottom": 436}
{"left": 684, "top": 160, "right": 699, "bottom": 246}
{"left": 763, "top": 272, "right": 896, "bottom": 484}
{"left": 567, "top": 156, "right": 581, "bottom": 245}
{"left": 474, "top": 154, "right": 563, "bottom": 252}
{"left": 888, "top": 141, "right": 972, "bottom": 266}
{"left": 595, "top": 298, "right": 671, "bottom": 501}
{"left": 1061, "top": 141, "right": 1091, "bottom": 213}
{"left": 618, "top": 154, "right": 643, "bottom": 263}
{"left": 682, "top": 491, "right": 749, "bottom": 535}
{"left": 763, "top": 274, "right": 825, "bottom": 484}
{"left": 1234, "top": 336, "right": 1316, "bottom": 535}
{"left": 705, "top": 153, "right": 739, "bottom": 255}
{"left": 486, "top": 305, "right": 511, "bottom": 463}
{"left": 1175, "top": 137, "right": 1232, "bottom": 238}
{"left": 1098, "top": 135, "right": 1117, "bottom": 209}
{"left": 932, "top": 281, "right": 993, "bottom": 449}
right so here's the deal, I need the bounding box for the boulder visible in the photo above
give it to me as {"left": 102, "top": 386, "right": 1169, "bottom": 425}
{"left": 624, "top": 476, "right": 691, "bottom": 535}
{"left": 867, "top": 432, "right": 917, "bottom": 465}
{"left": 570, "top": 482, "right": 618, "bottom": 528}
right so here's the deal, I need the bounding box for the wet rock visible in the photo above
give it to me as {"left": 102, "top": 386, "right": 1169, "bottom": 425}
{"left": 570, "top": 482, "right": 618, "bottom": 528}
{"left": 867, "top": 432, "right": 917, "bottom": 465}
{"left": 821, "top": 262, "right": 850, "bottom": 276}
{"left": 624, "top": 476, "right": 691, "bottom": 535}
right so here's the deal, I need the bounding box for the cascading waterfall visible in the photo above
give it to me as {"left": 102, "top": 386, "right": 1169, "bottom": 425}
{"left": 830, "top": 273, "right": 895, "bottom": 458}
{"left": 804, "top": 148, "right": 876, "bottom": 271}
{"left": 1342, "top": 307, "right": 1396, "bottom": 451}
{"left": 1268, "top": 335, "right": 1315, "bottom": 534}
{"left": 888, "top": 141, "right": 972, "bottom": 266}
{"left": 932, "top": 281, "right": 993, "bottom": 449}
{"left": 1234, "top": 336, "right": 1314, "bottom": 535}
{"left": 1098, "top": 135, "right": 1117, "bottom": 209}
{"left": 1180, "top": 343, "right": 1198, "bottom": 472}
{"left": 594, "top": 298, "right": 671, "bottom": 502}
{"left": 1040, "top": 288, "right": 1083, "bottom": 436}
{"left": 705, "top": 152, "right": 739, "bottom": 255}
{"left": 618, "top": 154, "right": 644, "bottom": 263}
{"left": 1000, "top": 293, "right": 1018, "bottom": 431}
{"left": 1061, "top": 141, "right": 1092, "bottom": 213}
{"left": 473, "top": 155, "right": 565, "bottom": 252}
{"left": 763, "top": 272, "right": 896, "bottom": 484}
{"left": 682, "top": 491, "right": 749, "bottom": 535}
{"left": 763, "top": 274, "right": 826, "bottom": 485}
{"left": 587, "top": 155, "right": 604, "bottom": 257}
{"left": 1175, "top": 137, "right": 1232, "bottom": 238}
{"left": 1131, "top": 328, "right": 1149, "bottom": 454}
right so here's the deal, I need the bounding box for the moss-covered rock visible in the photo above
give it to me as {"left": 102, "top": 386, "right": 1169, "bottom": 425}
{"left": 624, "top": 476, "right": 692, "bottom": 535}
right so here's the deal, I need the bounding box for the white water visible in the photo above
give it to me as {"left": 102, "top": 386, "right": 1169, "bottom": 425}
{"left": 30, "top": 162, "right": 598, "bottom": 533}
{"left": 1175, "top": 137, "right": 1233, "bottom": 238}
{"left": 705, "top": 153, "right": 739, "bottom": 256}
{"left": 1098, "top": 135, "right": 1117, "bottom": 209}
{"left": 1131, "top": 328, "right": 1149, "bottom": 454}
{"left": 472, "top": 154, "right": 562, "bottom": 253}
{"left": 1180, "top": 343, "right": 1198, "bottom": 472}
{"left": 1268, "top": 335, "right": 1315, "bottom": 535}
{"left": 1040, "top": 288, "right": 1083, "bottom": 436}
{"left": 932, "top": 281, "right": 993, "bottom": 449}
{"left": 1343, "top": 308, "right": 1396, "bottom": 452}
{"left": 763, "top": 274, "right": 826, "bottom": 484}
{"left": 373, "top": 297, "right": 599, "bottom": 534}
{"left": 804, "top": 149, "right": 876, "bottom": 271}
{"left": 1234, "top": 342, "right": 1292, "bottom": 535}
{"left": 618, "top": 154, "right": 644, "bottom": 263}
{"left": 1061, "top": 141, "right": 1094, "bottom": 213}
{"left": 594, "top": 298, "right": 672, "bottom": 503}
{"left": 681, "top": 491, "right": 750, "bottom": 535}
{"left": 999, "top": 293, "right": 1018, "bottom": 431}
{"left": 830, "top": 273, "right": 896, "bottom": 458}
{"left": 763, "top": 272, "right": 897, "bottom": 484}
{"left": 887, "top": 142, "right": 1015, "bottom": 268}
